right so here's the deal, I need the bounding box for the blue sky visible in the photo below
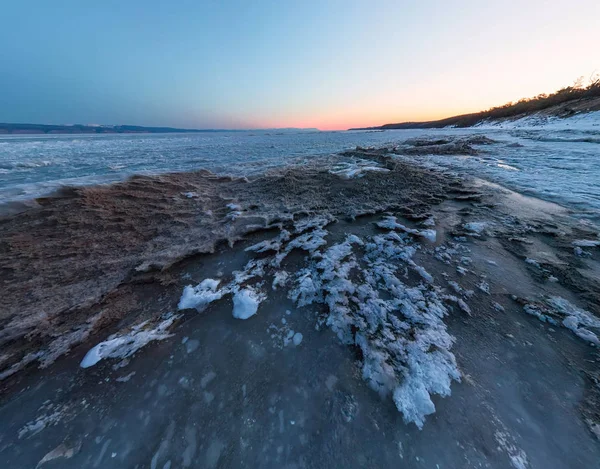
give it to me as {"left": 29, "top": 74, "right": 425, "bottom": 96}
{"left": 1, "top": 1, "right": 598, "bottom": 129}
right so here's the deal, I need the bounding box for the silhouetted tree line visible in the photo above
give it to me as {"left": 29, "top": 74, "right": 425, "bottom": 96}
{"left": 367, "top": 76, "right": 600, "bottom": 130}
{"left": 475, "top": 75, "right": 600, "bottom": 122}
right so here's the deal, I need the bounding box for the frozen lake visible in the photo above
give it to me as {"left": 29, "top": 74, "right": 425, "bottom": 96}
{"left": 1, "top": 113, "right": 599, "bottom": 218}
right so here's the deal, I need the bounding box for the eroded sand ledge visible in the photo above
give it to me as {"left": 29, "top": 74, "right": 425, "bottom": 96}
{"left": 0, "top": 147, "right": 599, "bottom": 468}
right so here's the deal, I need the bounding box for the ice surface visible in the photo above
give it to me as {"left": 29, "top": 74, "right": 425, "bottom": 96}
{"left": 80, "top": 315, "right": 179, "bottom": 368}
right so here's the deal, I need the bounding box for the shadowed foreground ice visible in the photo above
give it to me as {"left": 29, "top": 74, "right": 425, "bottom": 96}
{"left": 1, "top": 178, "right": 599, "bottom": 468}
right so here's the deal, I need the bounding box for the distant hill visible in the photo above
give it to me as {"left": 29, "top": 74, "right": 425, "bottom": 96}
{"left": 0, "top": 123, "right": 237, "bottom": 135}
{"left": 0, "top": 123, "right": 321, "bottom": 135}
{"left": 351, "top": 79, "right": 600, "bottom": 130}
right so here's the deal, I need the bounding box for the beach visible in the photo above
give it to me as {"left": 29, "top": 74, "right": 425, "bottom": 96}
{"left": 0, "top": 134, "right": 599, "bottom": 467}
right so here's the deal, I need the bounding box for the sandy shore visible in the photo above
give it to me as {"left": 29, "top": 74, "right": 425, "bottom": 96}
{"left": 1, "top": 145, "right": 599, "bottom": 467}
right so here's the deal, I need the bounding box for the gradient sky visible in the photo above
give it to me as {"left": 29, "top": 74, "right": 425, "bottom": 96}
{"left": 1, "top": 1, "right": 598, "bottom": 130}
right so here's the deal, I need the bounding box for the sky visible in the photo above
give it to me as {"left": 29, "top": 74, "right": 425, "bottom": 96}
{"left": 1, "top": 1, "right": 598, "bottom": 130}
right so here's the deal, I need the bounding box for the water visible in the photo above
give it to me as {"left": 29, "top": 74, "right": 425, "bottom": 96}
{"left": 1, "top": 123, "right": 599, "bottom": 218}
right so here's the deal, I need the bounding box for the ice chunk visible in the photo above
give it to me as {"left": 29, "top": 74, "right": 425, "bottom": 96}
{"left": 376, "top": 216, "right": 435, "bottom": 241}
{"left": 329, "top": 159, "right": 390, "bottom": 179}
{"left": 178, "top": 279, "right": 224, "bottom": 311}
{"left": 463, "top": 222, "right": 487, "bottom": 234}
{"left": 574, "top": 246, "right": 589, "bottom": 257}
{"left": 524, "top": 296, "right": 600, "bottom": 345}
{"left": 116, "top": 371, "right": 136, "bottom": 382}
{"left": 232, "top": 288, "right": 264, "bottom": 320}
{"left": 419, "top": 229, "right": 437, "bottom": 242}
{"left": 292, "top": 332, "right": 303, "bottom": 346}
{"left": 246, "top": 230, "right": 291, "bottom": 253}
{"left": 293, "top": 214, "right": 335, "bottom": 233}
{"left": 572, "top": 239, "right": 600, "bottom": 248}
{"left": 272, "top": 271, "right": 289, "bottom": 290}
{"left": 477, "top": 281, "right": 490, "bottom": 294}
{"left": 393, "top": 346, "right": 458, "bottom": 429}
{"left": 421, "top": 217, "right": 435, "bottom": 227}
{"left": 80, "top": 315, "right": 179, "bottom": 368}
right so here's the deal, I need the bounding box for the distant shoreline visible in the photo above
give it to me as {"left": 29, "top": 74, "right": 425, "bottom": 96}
{"left": 0, "top": 123, "right": 318, "bottom": 135}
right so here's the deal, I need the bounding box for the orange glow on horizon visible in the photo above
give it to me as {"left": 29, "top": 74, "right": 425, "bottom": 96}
{"left": 254, "top": 108, "right": 482, "bottom": 131}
